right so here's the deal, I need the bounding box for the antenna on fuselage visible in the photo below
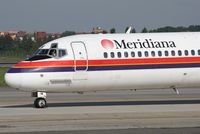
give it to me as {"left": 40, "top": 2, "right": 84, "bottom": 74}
{"left": 126, "top": 26, "right": 132, "bottom": 34}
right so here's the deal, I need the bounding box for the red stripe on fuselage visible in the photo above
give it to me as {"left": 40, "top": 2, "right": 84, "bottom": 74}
{"left": 14, "top": 57, "right": 200, "bottom": 68}
{"left": 15, "top": 60, "right": 74, "bottom": 68}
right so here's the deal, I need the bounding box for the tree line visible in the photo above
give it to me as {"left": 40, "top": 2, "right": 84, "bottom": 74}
{"left": 124, "top": 25, "right": 200, "bottom": 33}
{"left": 0, "top": 25, "right": 200, "bottom": 57}
{"left": 0, "top": 31, "right": 76, "bottom": 57}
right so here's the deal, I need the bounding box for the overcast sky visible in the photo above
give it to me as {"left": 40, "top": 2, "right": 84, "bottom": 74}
{"left": 0, "top": 0, "right": 200, "bottom": 33}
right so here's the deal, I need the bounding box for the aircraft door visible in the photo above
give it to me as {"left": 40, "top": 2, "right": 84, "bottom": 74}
{"left": 71, "top": 42, "right": 88, "bottom": 71}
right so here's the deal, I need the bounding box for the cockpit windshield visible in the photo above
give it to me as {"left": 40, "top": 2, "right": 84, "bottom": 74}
{"left": 34, "top": 48, "right": 58, "bottom": 57}
{"left": 26, "top": 43, "right": 67, "bottom": 61}
{"left": 35, "top": 49, "right": 49, "bottom": 55}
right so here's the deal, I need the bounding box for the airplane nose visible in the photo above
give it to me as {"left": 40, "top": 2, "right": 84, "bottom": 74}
{"left": 5, "top": 72, "right": 22, "bottom": 89}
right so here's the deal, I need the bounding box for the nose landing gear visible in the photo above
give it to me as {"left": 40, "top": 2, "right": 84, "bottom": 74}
{"left": 32, "top": 92, "right": 47, "bottom": 108}
{"left": 34, "top": 98, "right": 47, "bottom": 108}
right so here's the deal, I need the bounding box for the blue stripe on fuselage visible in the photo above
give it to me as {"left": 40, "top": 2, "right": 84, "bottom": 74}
{"left": 7, "top": 63, "right": 200, "bottom": 73}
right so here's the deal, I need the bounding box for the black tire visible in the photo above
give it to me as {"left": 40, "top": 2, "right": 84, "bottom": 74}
{"left": 34, "top": 98, "right": 47, "bottom": 108}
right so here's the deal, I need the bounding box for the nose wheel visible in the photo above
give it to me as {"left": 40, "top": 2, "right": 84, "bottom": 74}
{"left": 32, "top": 92, "right": 47, "bottom": 108}
{"left": 34, "top": 98, "right": 47, "bottom": 108}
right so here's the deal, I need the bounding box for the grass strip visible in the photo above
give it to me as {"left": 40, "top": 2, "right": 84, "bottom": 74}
{"left": 0, "top": 67, "right": 9, "bottom": 87}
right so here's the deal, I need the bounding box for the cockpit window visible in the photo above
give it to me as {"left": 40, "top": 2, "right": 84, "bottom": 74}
{"left": 26, "top": 43, "right": 67, "bottom": 61}
{"left": 51, "top": 43, "right": 58, "bottom": 48}
{"left": 49, "top": 49, "right": 57, "bottom": 57}
{"left": 59, "top": 49, "right": 67, "bottom": 57}
{"left": 35, "top": 49, "right": 49, "bottom": 55}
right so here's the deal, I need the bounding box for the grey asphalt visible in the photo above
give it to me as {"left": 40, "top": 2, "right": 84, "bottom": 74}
{"left": 3, "top": 128, "right": 200, "bottom": 134}
{"left": 0, "top": 63, "right": 15, "bottom": 67}
{"left": 1, "top": 87, "right": 200, "bottom": 133}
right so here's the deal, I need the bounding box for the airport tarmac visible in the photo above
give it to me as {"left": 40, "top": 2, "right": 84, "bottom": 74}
{"left": 1, "top": 88, "right": 200, "bottom": 133}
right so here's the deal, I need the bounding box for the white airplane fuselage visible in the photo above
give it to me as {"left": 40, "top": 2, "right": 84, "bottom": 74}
{"left": 5, "top": 32, "right": 200, "bottom": 93}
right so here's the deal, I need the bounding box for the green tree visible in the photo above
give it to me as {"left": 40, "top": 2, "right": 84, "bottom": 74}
{"left": 148, "top": 25, "right": 200, "bottom": 33}
{"left": 0, "top": 35, "right": 13, "bottom": 50}
{"left": 141, "top": 27, "right": 148, "bottom": 33}
{"left": 132, "top": 28, "right": 136, "bottom": 33}
{"left": 188, "top": 25, "right": 200, "bottom": 32}
{"left": 110, "top": 28, "right": 116, "bottom": 33}
{"left": 103, "top": 30, "right": 108, "bottom": 34}
{"left": 61, "top": 31, "right": 76, "bottom": 37}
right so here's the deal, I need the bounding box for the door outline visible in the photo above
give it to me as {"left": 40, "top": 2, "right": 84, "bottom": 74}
{"left": 71, "top": 41, "right": 88, "bottom": 72}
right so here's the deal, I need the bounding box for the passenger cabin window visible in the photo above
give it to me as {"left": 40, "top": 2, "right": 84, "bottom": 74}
{"left": 111, "top": 52, "right": 115, "bottom": 58}
{"left": 198, "top": 50, "right": 200, "bottom": 55}
{"left": 117, "top": 52, "right": 122, "bottom": 58}
{"left": 103, "top": 49, "right": 200, "bottom": 60}
{"left": 158, "top": 51, "right": 162, "bottom": 57}
{"left": 124, "top": 52, "right": 128, "bottom": 57}
{"left": 151, "top": 51, "right": 156, "bottom": 57}
{"left": 104, "top": 52, "right": 108, "bottom": 58}
{"left": 164, "top": 51, "right": 169, "bottom": 57}
{"left": 131, "top": 52, "right": 135, "bottom": 57}
{"left": 144, "top": 51, "right": 149, "bottom": 57}
{"left": 178, "top": 50, "right": 182, "bottom": 56}
{"left": 191, "top": 50, "right": 195, "bottom": 55}
{"left": 138, "top": 51, "right": 142, "bottom": 57}
{"left": 171, "top": 50, "right": 176, "bottom": 56}
{"left": 184, "top": 50, "right": 189, "bottom": 56}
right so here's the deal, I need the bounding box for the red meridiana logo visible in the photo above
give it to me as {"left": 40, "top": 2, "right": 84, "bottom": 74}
{"left": 101, "top": 39, "right": 114, "bottom": 49}
{"left": 101, "top": 39, "right": 176, "bottom": 49}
